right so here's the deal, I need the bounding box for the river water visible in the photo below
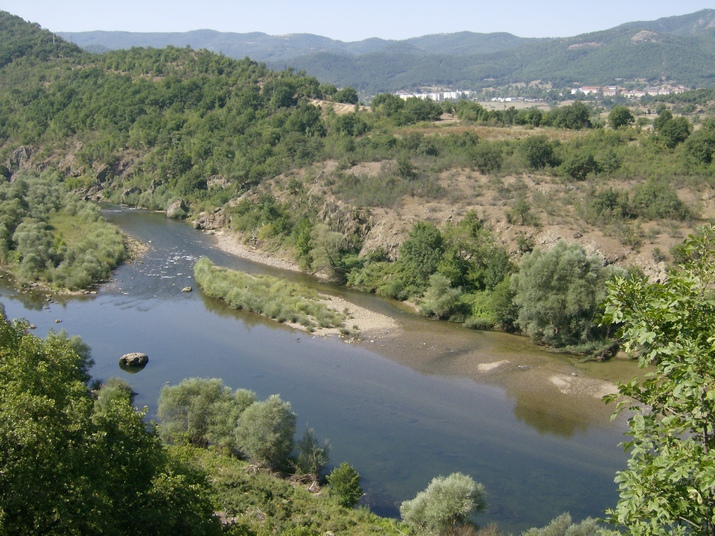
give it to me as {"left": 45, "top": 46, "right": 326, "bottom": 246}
{"left": 0, "top": 207, "right": 632, "bottom": 532}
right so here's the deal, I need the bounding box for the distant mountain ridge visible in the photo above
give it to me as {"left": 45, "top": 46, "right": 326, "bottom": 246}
{"left": 56, "top": 9, "right": 715, "bottom": 93}
{"left": 57, "top": 28, "right": 535, "bottom": 60}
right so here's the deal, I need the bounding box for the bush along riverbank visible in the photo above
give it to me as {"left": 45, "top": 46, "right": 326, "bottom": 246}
{"left": 193, "top": 257, "right": 352, "bottom": 334}
{"left": 0, "top": 172, "right": 127, "bottom": 292}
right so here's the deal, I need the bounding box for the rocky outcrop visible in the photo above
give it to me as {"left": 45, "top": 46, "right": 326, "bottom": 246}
{"left": 192, "top": 207, "right": 226, "bottom": 230}
{"left": 119, "top": 352, "right": 149, "bottom": 367}
{"left": 7, "top": 146, "right": 33, "bottom": 172}
{"left": 166, "top": 198, "right": 189, "bottom": 219}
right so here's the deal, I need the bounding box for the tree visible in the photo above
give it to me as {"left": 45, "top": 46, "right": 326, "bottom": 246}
{"left": 294, "top": 427, "right": 331, "bottom": 479}
{"left": 400, "top": 472, "right": 486, "bottom": 534}
{"left": 327, "top": 462, "right": 362, "bottom": 508}
{"left": 522, "top": 135, "right": 558, "bottom": 169}
{"left": 561, "top": 152, "right": 600, "bottom": 181}
{"left": 549, "top": 101, "right": 591, "bottom": 130}
{"left": 420, "top": 273, "right": 462, "bottom": 319}
{"left": 608, "top": 106, "right": 635, "bottom": 129}
{"left": 94, "top": 377, "right": 135, "bottom": 415}
{"left": 333, "top": 86, "right": 359, "bottom": 105}
{"left": 371, "top": 93, "right": 404, "bottom": 117}
{"left": 659, "top": 116, "right": 692, "bottom": 148}
{"left": 236, "top": 394, "right": 296, "bottom": 470}
{"left": 158, "top": 377, "right": 254, "bottom": 449}
{"left": 511, "top": 241, "right": 620, "bottom": 346}
{"left": 653, "top": 108, "right": 673, "bottom": 131}
{"left": 396, "top": 222, "right": 444, "bottom": 294}
{"left": 602, "top": 224, "right": 715, "bottom": 535}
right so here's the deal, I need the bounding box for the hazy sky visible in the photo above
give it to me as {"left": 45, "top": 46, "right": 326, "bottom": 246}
{"left": 1, "top": 1, "right": 714, "bottom": 41}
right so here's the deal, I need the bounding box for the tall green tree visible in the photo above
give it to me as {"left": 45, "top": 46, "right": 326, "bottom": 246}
{"left": 602, "top": 225, "right": 715, "bottom": 535}
{"left": 608, "top": 106, "right": 635, "bottom": 130}
{"left": 511, "top": 241, "right": 619, "bottom": 346}
{"left": 157, "top": 377, "right": 255, "bottom": 451}
{"left": 396, "top": 221, "right": 444, "bottom": 294}
{"left": 235, "top": 394, "right": 296, "bottom": 470}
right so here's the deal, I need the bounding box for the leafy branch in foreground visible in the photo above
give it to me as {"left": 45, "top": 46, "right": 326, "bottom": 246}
{"left": 602, "top": 224, "right": 715, "bottom": 535}
{"left": 193, "top": 257, "right": 346, "bottom": 331}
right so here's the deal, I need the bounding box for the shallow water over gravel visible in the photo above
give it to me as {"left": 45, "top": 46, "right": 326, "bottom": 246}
{"left": 0, "top": 207, "right": 633, "bottom": 532}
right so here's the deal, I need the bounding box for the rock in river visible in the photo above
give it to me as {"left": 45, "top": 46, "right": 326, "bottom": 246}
{"left": 119, "top": 352, "right": 149, "bottom": 367}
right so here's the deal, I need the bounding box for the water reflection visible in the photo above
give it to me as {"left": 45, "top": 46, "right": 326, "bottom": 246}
{"left": 511, "top": 388, "right": 592, "bottom": 437}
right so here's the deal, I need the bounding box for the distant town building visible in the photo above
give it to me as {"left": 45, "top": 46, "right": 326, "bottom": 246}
{"left": 395, "top": 89, "right": 474, "bottom": 101}
{"left": 571, "top": 84, "right": 688, "bottom": 99}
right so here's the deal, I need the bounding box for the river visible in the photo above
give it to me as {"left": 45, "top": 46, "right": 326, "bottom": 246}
{"left": 0, "top": 207, "right": 633, "bottom": 532}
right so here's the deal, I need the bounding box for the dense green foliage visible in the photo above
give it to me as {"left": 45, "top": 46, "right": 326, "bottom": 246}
{"left": 0, "top": 317, "right": 220, "bottom": 534}
{"left": 185, "top": 447, "right": 404, "bottom": 535}
{"left": 602, "top": 225, "right": 715, "bottom": 535}
{"left": 400, "top": 472, "right": 487, "bottom": 534}
{"left": 510, "top": 241, "right": 622, "bottom": 347}
{"left": 349, "top": 211, "right": 513, "bottom": 329}
{"left": 326, "top": 463, "right": 363, "bottom": 508}
{"left": 157, "top": 377, "right": 256, "bottom": 450}
{"left": 235, "top": 394, "right": 297, "bottom": 470}
{"left": 0, "top": 172, "right": 126, "bottom": 289}
{"left": 159, "top": 378, "right": 332, "bottom": 475}
{"left": 521, "top": 513, "right": 601, "bottom": 536}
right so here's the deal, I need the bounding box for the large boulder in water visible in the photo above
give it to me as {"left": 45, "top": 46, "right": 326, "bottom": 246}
{"left": 166, "top": 198, "right": 189, "bottom": 219}
{"left": 119, "top": 352, "right": 149, "bottom": 367}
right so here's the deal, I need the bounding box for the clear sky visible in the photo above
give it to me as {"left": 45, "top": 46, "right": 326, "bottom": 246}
{"left": 1, "top": 0, "right": 714, "bottom": 42}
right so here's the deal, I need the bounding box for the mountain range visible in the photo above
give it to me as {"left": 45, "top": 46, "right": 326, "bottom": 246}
{"left": 51, "top": 9, "right": 715, "bottom": 93}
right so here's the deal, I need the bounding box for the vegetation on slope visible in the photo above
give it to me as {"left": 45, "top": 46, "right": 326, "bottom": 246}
{"left": 0, "top": 171, "right": 127, "bottom": 290}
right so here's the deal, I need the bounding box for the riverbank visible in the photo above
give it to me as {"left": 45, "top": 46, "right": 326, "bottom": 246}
{"left": 213, "top": 230, "right": 303, "bottom": 272}
{"left": 208, "top": 229, "right": 625, "bottom": 406}
{"left": 210, "top": 230, "right": 399, "bottom": 339}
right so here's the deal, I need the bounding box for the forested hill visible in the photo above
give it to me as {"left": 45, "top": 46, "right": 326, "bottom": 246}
{"left": 0, "top": 9, "right": 352, "bottom": 210}
{"left": 0, "top": 11, "right": 83, "bottom": 68}
{"left": 55, "top": 9, "right": 715, "bottom": 92}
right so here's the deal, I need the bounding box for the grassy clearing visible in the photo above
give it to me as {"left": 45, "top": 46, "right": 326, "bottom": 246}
{"left": 193, "top": 257, "right": 347, "bottom": 331}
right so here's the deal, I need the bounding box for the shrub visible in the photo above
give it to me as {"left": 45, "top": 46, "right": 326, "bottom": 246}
{"left": 400, "top": 472, "right": 486, "bottom": 534}
{"left": 608, "top": 106, "right": 635, "bottom": 129}
{"left": 629, "top": 178, "right": 692, "bottom": 220}
{"left": 395, "top": 222, "right": 444, "bottom": 293}
{"left": 560, "top": 153, "right": 600, "bottom": 180}
{"left": 521, "top": 135, "right": 558, "bottom": 169}
{"left": 419, "top": 273, "right": 463, "bottom": 319}
{"left": 471, "top": 142, "right": 503, "bottom": 173}
{"left": 327, "top": 462, "right": 362, "bottom": 508}
{"left": 521, "top": 513, "right": 602, "bottom": 536}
